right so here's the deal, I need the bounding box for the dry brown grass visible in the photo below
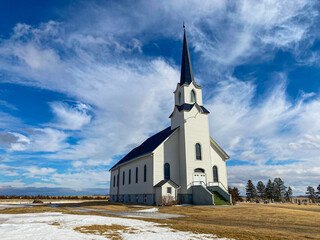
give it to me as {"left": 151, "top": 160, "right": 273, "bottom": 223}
{"left": 74, "top": 224, "right": 138, "bottom": 239}
{"left": 49, "top": 222, "right": 60, "bottom": 226}
{"left": 152, "top": 203, "right": 320, "bottom": 240}
{"left": 0, "top": 206, "right": 63, "bottom": 214}
{"left": 55, "top": 200, "right": 150, "bottom": 212}
{"left": 1, "top": 202, "right": 319, "bottom": 239}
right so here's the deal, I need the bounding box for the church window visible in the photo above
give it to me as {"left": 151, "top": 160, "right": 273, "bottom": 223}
{"left": 123, "top": 171, "right": 125, "bottom": 185}
{"left": 167, "top": 187, "right": 172, "bottom": 194}
{"left": 195, "top": 168, "right": 205, "bottom": 173}
{"left": 164, "top": 163, "right": 170, "bottom": 180}
{"left": 213, "top": 166, "right": 219, "bottom": 182}
{"left": 129, "top": 169, "right": 131, "bottom": 184}
{"left": 191, "top": 90, "right": 196, "bottom": 103}
{"left": 113, "top": 175, "right": 115, "bottom": 187}
{"left": 144, "top": 164, "right": 147, "bottom": 182}
{"left": 136, "top": 167, "right": 138, "bottom": 183}
{"left": 196, "top": 143, "right": 201, "bottom": 160}
{"left": 179, "top": 92, "right": 182, "bottom": 104}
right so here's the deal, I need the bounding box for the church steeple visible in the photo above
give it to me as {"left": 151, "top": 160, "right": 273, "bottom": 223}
{"left": 180, "top": 26, "right": 194, "bottom": 86}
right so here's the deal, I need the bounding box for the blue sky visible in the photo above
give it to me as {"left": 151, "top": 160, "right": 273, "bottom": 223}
{"left": 0, "top": 0, "right": 320, "bottom": 196}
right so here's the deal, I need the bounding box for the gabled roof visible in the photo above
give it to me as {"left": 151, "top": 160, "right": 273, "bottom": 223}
{"left": 210, "top": 137, "right": 230, "bottom": 160}
{"left": 180, "top": 27, "right": 195, "bottom": 86}
{"left": 154, "top": 179, "right": 180, "bottom": 188}
{"left": 169, "top": 103, "right": 210, "bottom": 118}
{"left": 110, "top": 127, "right": 179, "bottom": 170}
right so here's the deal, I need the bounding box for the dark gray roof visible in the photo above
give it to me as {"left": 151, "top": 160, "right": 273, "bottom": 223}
{"left": 154, "top": 179, "right": 180, "bottom": 188}
{"left": 180, "top": 28, "right": 194, "bottom": 86}
{"left": 110, "top": 127, "right": 178, "bottom": 170}
{"left": 169, "top": 103, "right": 210, "bottom": 118}
{"left": 200, "top": 106, "right": 210, "bottom": 114}
{"left": 176, "top": 103, "right": 194, "bottom": 111}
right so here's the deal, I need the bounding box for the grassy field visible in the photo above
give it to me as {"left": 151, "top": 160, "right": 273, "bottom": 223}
{"left": 1, "top": 201, "right": 319, "bottom": 239}
{"left": 156, "top": 203, "right": 320, "bottom": 240}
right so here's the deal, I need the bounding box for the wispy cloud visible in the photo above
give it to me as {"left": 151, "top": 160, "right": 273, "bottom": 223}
{"left": 0, "top": 0, "right": 319, "bottom": 194}
{"left": 207, "top": 73, "right": 320, "bottom": 192}
{"left": 48, "top": 102, "right": 91, "bottom": 130}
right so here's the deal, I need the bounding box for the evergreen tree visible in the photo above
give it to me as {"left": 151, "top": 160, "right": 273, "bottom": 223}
{"left": 285, "top": 186, "right": 293, "bottom": 202}
{"left": 306, "top": 186, "right": 317, "bottom": 202}
{"left": 246, "top": 180, "right": 257, "bottom": 201}
{"left": 265, "top": 179, "right": 275, "bottom": 200}
{"left": 317, "top": 184, "right": 320, "bottom": 201}
{"left": 273, "top": 178, "right": 287, "bottom": 202}
{"left": 233, "top": 187, "right": 243, "bottom": 202}
{"left": 256, "top": 181, "right": 266, "bottom": 199}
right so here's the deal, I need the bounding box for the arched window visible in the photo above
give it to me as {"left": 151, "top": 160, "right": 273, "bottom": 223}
{"left": 196, "top": 143, "right": 201, "bottom": 160}
{"left": 113, "top": 175, "right": 115, "bottom": 187}
{"left": 191, "top": 90, "right": 196, "bottom": 103}
{"left": 213, "top": 166, "right": 218, "bottom": 182}
{"left": 136, "top": 167, "right": 138, "bottom": 183}
{"left": 123, "top": 171, "right": 125, "bottom": 185}
{"left": 144, "top": 164, "right": 147, "bottom": 182}
{"left": 178, "top": 92, "right": 182, "bottom": 104}
{"left": 129, "top": 169, "right": 131, "bottom": 184}
{"left": 164, "top": 163, "right": 170, "bottom": 180}
{"left": 195, "top": 168, "right": 205, "bottom": 173}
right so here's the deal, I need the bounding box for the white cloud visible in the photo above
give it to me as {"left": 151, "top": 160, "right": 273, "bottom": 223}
{"left": 24, "top": 167, "right": 56, "bottom": 178}
{"left": 206, "top": 74, "right": 320, "bottom": 194}
{"left": 187, "top": 0, "right": 318, "bottom": 67}
{"left": 12, "top": 43, "right": 61, "bottom": 70}
{"left": 28, "top": 128, "right": 68, "bottom": 152}
{"left": 0, "top": 128, "right": 67, "bottom": 153}
{"left": 50, "top": 169, "right": 110, "bottom": 189}
{"left": 0, "top": 0, "right": 319, "bottom": 194}
{"left": 0, "top": 180, "right": 25, "bottom": 188}
{"left": 0, "top": 100, "right": 18, "bottom": 111}
{"left": 49, "top": 102, "right": 91, "bottom": 130}
{"left": 0, "top": 131, "right": 30, "bottom": 151}
{"left": 227, "top": 162, "right": 320, "bottom": 196}
{"left": 0, "top": 164, "right": 19, "bottom": 177}
{"left": 0, "top": 112, "right": 23, "bottom": 129}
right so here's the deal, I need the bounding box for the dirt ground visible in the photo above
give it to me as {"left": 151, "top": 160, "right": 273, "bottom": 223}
{"left": 1, "top": 201, "right": 319, "bottom": 240}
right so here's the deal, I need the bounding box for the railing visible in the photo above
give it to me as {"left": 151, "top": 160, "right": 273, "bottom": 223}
{"left": 188, "top": 181, "right": 207, "bottom": 188}
{"left": 188, "top": 181, "right": 229, "bottom": 194}
{"left": 207, "top": 181, "right": 229, "bottom": 193}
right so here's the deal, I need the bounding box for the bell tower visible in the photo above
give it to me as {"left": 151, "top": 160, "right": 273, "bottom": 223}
{"left": 170, "top": 26, "right": 212, "bottom": 197}
{"left": 171, "top": 27, "right": 207, "bottom": 129}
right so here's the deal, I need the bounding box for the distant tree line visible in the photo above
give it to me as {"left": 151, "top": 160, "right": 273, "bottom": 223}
{"left": 245, "top": 180, "right": 320, "bottom": 203}
{"left": 305, "top": 184, "right": 320, "bottom": 203}
{"left": 245, "top": 178, "right": 293, "bottom": 202}
{"left": 0, "top": 195, "right": 109, "bottom": 200}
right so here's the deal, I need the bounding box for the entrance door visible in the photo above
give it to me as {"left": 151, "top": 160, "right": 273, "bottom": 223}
{"left": 193, "top": 169, "right": 206, "bottom": 186}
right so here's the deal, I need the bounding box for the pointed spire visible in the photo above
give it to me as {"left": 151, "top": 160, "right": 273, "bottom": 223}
{"left": 180, "top": 25, "right": 194, "bottom": 85}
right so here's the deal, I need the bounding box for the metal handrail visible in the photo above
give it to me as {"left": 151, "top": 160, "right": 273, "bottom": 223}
{"left": 207, "top": 181, "right": 229, "bottom": 193}
{"left": 188, "top": 181, "right": 229, "bottom": 194}
{"left": 188, "top": 181, "right": 207, "bottom": 188}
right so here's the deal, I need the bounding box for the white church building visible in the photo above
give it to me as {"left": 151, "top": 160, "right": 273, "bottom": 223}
{"left": 109, "top": 28, "right": 231, "bottom": 205}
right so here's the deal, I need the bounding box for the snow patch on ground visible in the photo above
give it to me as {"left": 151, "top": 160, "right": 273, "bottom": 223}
{"left": 135, "top": 207, "right": 158, "bottom": 213}
{"left": 0, "top": 204, "right": 33, "bottom": 209}
{"left": 0, "top": 212, "right": 231, "bottom": 239}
